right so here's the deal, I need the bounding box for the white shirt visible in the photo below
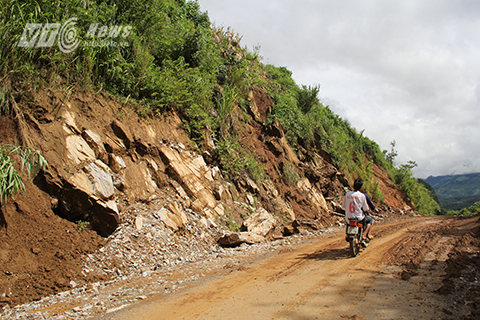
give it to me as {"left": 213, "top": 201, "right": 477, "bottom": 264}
{"left": 342, "top": 190, "right": 369, "bottom": 221}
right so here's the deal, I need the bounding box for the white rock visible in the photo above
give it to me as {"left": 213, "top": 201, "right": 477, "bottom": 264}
{"left": 66, "top": 135, "right": 96, "bottom": 164}
{"left": 135, "top": 216, "right": 143, "bottom": 230}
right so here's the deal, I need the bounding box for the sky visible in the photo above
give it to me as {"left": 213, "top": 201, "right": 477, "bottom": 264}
{"left": 197, "top": 0, "right": 480, "bottom": 178}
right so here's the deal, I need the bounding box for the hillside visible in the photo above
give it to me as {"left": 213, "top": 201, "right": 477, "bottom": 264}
{"left": 0, "top": 0, "right": 438, "bottom": 308}
{"left": 425, "top": 173, "right": 480, "bottom": 210}
{"left": 0, "top": 84, "right": 414, "bottom": 308}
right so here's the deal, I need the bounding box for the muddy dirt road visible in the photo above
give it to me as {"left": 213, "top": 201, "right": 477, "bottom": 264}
{"left": 102, "top": 216, "right": 480, "bottom": 320}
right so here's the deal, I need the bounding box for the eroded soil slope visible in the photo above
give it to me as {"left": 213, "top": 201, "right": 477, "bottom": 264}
{"left": 1, "top": 86, "right": 413, "bottom": 309}
{"left": 0, "top": 115, "right": 106, "bottom": 306}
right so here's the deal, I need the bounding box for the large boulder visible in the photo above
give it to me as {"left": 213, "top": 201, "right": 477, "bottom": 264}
{"left": 82, "top": 129, "right": 108, "bottom": 163}
{"left": 121, "top": 159, "right": 159, "bottom": 200}
{"left": 296, "top": 177, "right": 329, "bottom": 218}
{"left": 155, "top": 203, "right": 189, "bottom": 232}
{"left": 65, "top": 135, "right": 96, "bottom": 165}
{"left": 292, "top": 219, "right": 324, "bottom": 234}
{"left": 243, "top": 208, "right": 280, "bottom": 238}
{"left": 64, "top": 160, "right": 120, "bottom": 236}
{"left": 217, "top": 231, "right": 265, "bottom": 247}
{"left": 217, "top": 208, "right": 281, "bottom": 247}
{"left": 159, "top": 146, "right": 224, "bottom": 219}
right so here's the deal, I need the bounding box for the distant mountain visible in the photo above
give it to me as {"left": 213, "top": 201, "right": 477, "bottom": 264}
{"left": 425, "top": 173, "right": 480, "bottom": 210}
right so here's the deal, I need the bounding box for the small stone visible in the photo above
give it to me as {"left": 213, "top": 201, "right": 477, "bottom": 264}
{"left": 106, "top": 304, "right": 130, "bottom": 314}
{"left": 135, "top": 216, "right": 144, "bottom": 230}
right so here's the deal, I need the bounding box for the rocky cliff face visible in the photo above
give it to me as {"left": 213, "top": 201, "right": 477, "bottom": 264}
{"left": 0, "top": 87, "right": 413, "bottom": 306}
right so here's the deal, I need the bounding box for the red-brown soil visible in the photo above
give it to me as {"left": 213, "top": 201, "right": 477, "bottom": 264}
{"left": 0, "top": 115, "right": 106, "bottom": 307}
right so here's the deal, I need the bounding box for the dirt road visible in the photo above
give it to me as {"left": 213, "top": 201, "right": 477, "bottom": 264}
{"left": 104, "top": 216, "right": 480, "bottom": 320}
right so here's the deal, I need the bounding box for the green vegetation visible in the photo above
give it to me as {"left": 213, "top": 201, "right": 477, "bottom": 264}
{"left": 263, "top": 64, "right": 438, "bottom": 213}
{"left": 0, "top": 0, "right": 439, "bottom": 215}
{"left": 76, "top": 220, "right": 90, "bottom": 232}
{"left": 222, "top": 210, "right": 241, "bottom": 232}
{"left": 263, "top": 65, "right": 390, "bottom": 194}
{"left": 425, "top": 173, "right": 480, "bottom": 210}
{"left": 0, "top": 145, "right": 48, "bottom": 202}
{"left": 446, "top": 201, "right": 480, "bottom": 217}
{"left": 389, "top": 160, "right": 439, "bottom": 215}
{"left": 216, "top": 135, "right": 265, "bottom": 182}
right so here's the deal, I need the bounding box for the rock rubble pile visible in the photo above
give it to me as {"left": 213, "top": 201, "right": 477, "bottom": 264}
{"left": 2, "top": 221, "right": 331, "bottom": 319}
{"left": 82, "top": 189, "right": 222, "bottom": 280}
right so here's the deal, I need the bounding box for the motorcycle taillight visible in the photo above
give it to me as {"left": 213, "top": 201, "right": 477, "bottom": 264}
{"left": 349, "top": 221, "right": 357, "bottom": 227}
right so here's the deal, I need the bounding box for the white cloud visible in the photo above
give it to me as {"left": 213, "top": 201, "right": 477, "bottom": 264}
{"left": 199, "top": 0, "right": 480, "bottom": 178}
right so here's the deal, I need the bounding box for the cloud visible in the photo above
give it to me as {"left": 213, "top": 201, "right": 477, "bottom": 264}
{"left": 199, "top": 0, "right": 480, "bottom": 178}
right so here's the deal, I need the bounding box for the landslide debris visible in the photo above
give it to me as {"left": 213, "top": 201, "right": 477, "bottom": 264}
{"left": 0, "top": 86, "right": 413, "bottom": 309}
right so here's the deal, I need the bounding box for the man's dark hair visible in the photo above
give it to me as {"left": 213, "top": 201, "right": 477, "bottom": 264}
{"left": 353, "top": 178, "right": 363, "bottom": 191}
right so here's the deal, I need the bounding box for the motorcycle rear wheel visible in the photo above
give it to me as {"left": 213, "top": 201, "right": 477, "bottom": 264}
{"left": 349, "top": 237, "right": 359, "bottom": 257}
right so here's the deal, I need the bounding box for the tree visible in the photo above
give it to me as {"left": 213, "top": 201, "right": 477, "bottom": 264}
{"left": 296, "top": 84, "right": 320, "bottom": 114}
{"left": 384, "top": 140, "right": 398, "bottom": 164}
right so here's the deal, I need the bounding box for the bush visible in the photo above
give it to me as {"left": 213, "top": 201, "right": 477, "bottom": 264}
{"left": 390, "top": 161, "right": 439, "bottom": 215}
{"left": 216, "top": 135, "right": 265, "bottom": 182}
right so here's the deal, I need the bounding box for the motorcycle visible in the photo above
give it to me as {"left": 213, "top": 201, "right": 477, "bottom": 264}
{"left": 345, "top": 218, "right": 367, "bottom": 257}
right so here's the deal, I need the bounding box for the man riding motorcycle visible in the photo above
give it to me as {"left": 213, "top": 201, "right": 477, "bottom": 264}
{"left": 342, "top": 178, "right": 374, "bottom": 244}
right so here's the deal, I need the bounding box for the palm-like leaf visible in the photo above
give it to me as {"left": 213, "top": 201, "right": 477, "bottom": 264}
{"left": 0, "top": 145, "right": 47, "bottom": 203}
